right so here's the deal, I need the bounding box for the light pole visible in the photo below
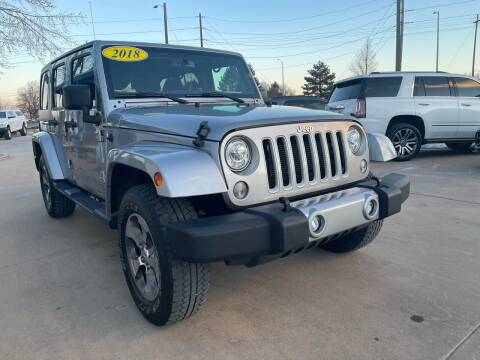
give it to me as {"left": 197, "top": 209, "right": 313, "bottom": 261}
{"left": 277, "top": 59, "right": 285, "bottom": 96}
{"left": 433, "top": 11, "right": 439, "bottom": 72}
{"left": 153, "top": 3, "right": 168, "bottom": 44}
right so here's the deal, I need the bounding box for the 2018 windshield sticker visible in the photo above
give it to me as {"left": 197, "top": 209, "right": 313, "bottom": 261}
{"left": 102, "top": 46, "right": 148, "bottom": 62}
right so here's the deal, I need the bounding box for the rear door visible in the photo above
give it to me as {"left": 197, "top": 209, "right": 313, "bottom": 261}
{"left": 452, "top": 77, "right": 480, "bottom": 139}
{"left": 413, "top": 76, "right": 458, "bottom": 139}
{"left": 327, "top": 78, "right": 363, "bottom": 115}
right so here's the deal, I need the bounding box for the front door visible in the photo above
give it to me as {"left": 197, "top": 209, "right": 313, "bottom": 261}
{"left": 452, "top": 77, "right": 480, "bottom": 139}
{"left": 413, "top": 76, "right": 459, "bottom": 139}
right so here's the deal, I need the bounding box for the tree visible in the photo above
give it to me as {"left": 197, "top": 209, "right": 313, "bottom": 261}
{"left": 349, "top": 38, "right": 378, "bottom": 76}
{"left": 218, "top": 67, "right": 241, "bottom": 92}
{"left": 302, "top": 61, "right": 335, "bottom": 99}
{"left": 17, "top": 80, "right": 39, "bottom": 119}
{"left": 247, "top": 63, "right": 260, "bottom": 86}
{"left": 267, "top": 81, "right": 282, "bottom": 97}
{"left": 0, "top": 0, "right": 80, "bottom": 69}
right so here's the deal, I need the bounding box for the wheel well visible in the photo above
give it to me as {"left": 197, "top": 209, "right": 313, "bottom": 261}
{"left": 110, "top": 164, "right": 152, "bottom": 216}
{"left": 32, "top": 142, "right": 42, "bottom": 170}
{"left": 387, "top": 115, "right": 425, "bottom": 140}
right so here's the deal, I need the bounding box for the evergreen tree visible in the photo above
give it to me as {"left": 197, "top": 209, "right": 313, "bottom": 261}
{"left": 218, "top": 67, "right": 241, "bottom": 92}
{"left": 247, "top": 63, "right": 261, "bottom": 86}
{"left": 267, "top": 81, "right": 282, "bottom": 97}
{"left": 302, "top": 61, "right": 335, "bottom": 99}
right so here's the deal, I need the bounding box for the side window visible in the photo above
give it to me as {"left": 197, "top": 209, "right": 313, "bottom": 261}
{"left": 413, "top": 77, "right": 425, "bottom": 96}
{"left": 15, "top": 111, "right": 23, "bottom": 116}
{"left": 40, "top": 72, "right": 50, "bottom": 110}
{"left": 72, "top": 54, "right": 96, "bottom": 106}
{"left": 7, "top": 111, "right": 15, "bottom": 118}
{"left": 454, "top": 77, "right": 480, "bottom": 97}
{"left": 363, "top": 77, "right": 402, "bottom": 97}
{"left": 52, "top": 64, "right": 66, "bottom": 108}
{"left": 422, "top": 76, "right": 451, "bottom": 97}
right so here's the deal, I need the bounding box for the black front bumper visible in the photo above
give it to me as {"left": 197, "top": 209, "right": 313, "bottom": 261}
{"left": 167, "top": 173, "right": 410, "bottom": 266}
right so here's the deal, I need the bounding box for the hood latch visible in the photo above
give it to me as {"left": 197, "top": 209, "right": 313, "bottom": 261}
{"left": 193, "top": 121, "right": 210, "bottom": 147}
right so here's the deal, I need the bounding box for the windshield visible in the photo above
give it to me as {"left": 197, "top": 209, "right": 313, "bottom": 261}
{"left": 101, "top": 46, "right": 259, "bottom": 100}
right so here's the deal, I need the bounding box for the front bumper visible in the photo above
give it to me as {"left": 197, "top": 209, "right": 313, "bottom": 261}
{"left": 168, "top": 173, "right": 410, "bottom": 266}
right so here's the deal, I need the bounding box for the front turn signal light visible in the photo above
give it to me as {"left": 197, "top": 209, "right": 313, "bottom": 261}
{"left": 154, "top": 172, "right": 163, "bottom": 187}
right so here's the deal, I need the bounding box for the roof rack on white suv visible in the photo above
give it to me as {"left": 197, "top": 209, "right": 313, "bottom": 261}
{"left": 327, "top": 71, "right": 480, "bottom": 160}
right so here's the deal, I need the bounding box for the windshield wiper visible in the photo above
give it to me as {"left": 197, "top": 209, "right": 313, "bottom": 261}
{"left": 117, "top": 92, "right": 189, "bottom": 104}
{"left": 185, "top": 91, "right": 245, "bottom": 104}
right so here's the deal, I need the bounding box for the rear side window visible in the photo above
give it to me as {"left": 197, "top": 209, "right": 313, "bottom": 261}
{"left": 363, "top": 77, "right": 402, "bottom": 97}
{"left": 15, "top": 111, "right": 22, "bottom": 116}
{"left": 415, "top": 76, "right": 451, "bottom": 97}
{"left": 0, "top": 112, "right": 6, "bottom": 118}
{"left": 53, "top": 64, "right": 66, "bottom": 108}
{"left": 329, "top": 79, "right": 363, "bottom": 102}
{"left": 454, "top": 77, "right": 480, "bottom": 97}
{"left": 40, "top": 72, "right": 50, "bottom": 110}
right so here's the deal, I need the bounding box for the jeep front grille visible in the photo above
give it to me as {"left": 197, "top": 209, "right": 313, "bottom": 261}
{"left": 262, "top": 131, "right": 348, "bottom": 191}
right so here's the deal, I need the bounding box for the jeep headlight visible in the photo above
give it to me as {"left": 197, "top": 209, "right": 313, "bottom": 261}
{"left": 225, "top": 137, "right": 251, "bottom": 172}
{"left": 347, "top": 126, "right": 363, "bottom": 155}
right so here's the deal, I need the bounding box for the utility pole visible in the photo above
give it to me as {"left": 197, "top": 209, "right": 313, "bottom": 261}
{"left": 153, "top": 3, "right": 168, "bottom": 44}
{"left": 277, "top": 59, "right": 285, "bottom": 96}
{"left": 472, "top": 14, "right": 479, "bottom": 76}
{"left": 199, "top": 13, "right": 204, "bottom": 47}
{"left": 434, "top": 11, "right": 439, "bottom": 72}
{"left": 395, "top": 0, "right": 404, "bottom": 71}
{"left": 88, "top": 1, "right": 96, "bottom": 40}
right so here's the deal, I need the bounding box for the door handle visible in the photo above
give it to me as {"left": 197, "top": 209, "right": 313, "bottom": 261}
{"left": 333, "top": 105, "right": 345, "bottom": 110}
{"left": 418, "top": 103, "right": 430, "bottom": 106}
{"left": 461, "top": 103, "right": 472, "bottom": 107}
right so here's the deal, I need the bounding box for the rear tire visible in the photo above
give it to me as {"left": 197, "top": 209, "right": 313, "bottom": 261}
{"left": 4, "top": 126, "right": 11, "bottom": 140}
{"left": 39, "top": 156, "right": 75, "bottom": 218}
{"left": 446, "top": 142, "right": 473, "bottom": 152}
{"left": 387, "top": 123, "right": 422, "bottom": 161}
{"left": 20, "top": 123, "right": 27, "bottom": 136}
{"left": 118, "top": 184, "right": 209, "bottom": 326}
{"left": 321, "top": 220, "right": 384, "bottom": 253}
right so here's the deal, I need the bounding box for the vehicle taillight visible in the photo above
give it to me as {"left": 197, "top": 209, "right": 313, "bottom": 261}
{"left": 354, "top": 98, "right": 366, "bottom": 118}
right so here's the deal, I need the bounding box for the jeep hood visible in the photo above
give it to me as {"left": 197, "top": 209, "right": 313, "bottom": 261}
{"left": 109, "top": 104, "right": 352, "bottom": 141}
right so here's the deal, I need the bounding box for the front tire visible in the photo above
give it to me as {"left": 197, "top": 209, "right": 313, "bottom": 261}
{"left": 118, "top": 184, "right": 209, "bottom": 326}
{"left": 4, "top": 126, "right": 11, "bottom": 140}
{"left": 446, "top": 142, "right": 474, "bottom": 152}
{"left": 39, "top": 156, "right": 76, "bottom": 218}
{"left": 20, "top": 123, "right": 27, "bottom": 136}
{"left": 387, "top": 123, "right": 422, "bottom": 161}
{"left": 321, "top": 220, "right": 383, "bottom": 253}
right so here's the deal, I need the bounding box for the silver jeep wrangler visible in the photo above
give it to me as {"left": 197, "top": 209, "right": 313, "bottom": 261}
{"left": 32, "top": 41, "right": 409, "bottom": 326}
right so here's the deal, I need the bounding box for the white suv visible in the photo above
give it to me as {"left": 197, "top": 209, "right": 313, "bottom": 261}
{"left": 0, "top": 109, "right": 28, "bottom": 140}
{"left": 327, "top": 72, "right": 480, "bottom": 160}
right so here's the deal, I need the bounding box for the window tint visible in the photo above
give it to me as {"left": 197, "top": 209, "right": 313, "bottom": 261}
{"left": 418, "top": 76, "right": 451, "bottom": 96}
{"left": 72, "top": 54, "right": 96, "bottom": 106}
{"left": 0, "top": 112, "right": 6, "bottom": 118}
{"left": 40, "top": 72, "right": 50, "bottom": 110}
{"left": 363, "top": 77, "right": 402, "bottom": 97}
{"left": 53, "top": 64, "right": 66, "bottom": 108}
{"left": 329, "top": 79, "right": 363, "bottom": 102}
{"left": 413, "top": 77, "right": 425, "bottom": 96}
{"left": 454, "top": 77, "right": 480, "bottom": 97}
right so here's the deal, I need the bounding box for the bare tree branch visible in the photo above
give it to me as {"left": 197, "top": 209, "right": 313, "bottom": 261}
{"left": 349, "top": 39, "right": 378, "bottom": 76}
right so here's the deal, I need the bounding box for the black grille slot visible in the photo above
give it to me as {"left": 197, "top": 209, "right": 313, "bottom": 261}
{"left": 326, "top": 132, "right": 337, "bottom": 177}
{"left": 303, "top": 135, "right": 315, "bottom": 181}
{"left": 276, "top": 137, "right": 290, "bottom": 186}
{"left": 290, "top": 136, "right": 303, "bottom": 183}
{"left": 262, "top": 139, "right": 277, "bottom": 189}
{"left": 336, "top": 132, "right": 347, "bottom": 174}
{"left": 314, "top": 133, "right": 327, "bottom": 179}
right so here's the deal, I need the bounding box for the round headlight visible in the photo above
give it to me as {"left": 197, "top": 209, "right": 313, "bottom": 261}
{"left": 225, "top": 137, "right": 251, "bottom": 172}
{"left": 347, "top": 126, "right": 363, "bottom": 155}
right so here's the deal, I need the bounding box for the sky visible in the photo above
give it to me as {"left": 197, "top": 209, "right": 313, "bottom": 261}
{"left": 2, "top": 0, "right": 480, "bottom": 101}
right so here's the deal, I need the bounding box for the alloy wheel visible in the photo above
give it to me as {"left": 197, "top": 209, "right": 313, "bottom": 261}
{"left": 40, "top": 163, "right": 52, "bottom": 209}
{"left": 125, "top": 213, "right": 161, "bottom": 302}
{"left": 391, "top": 128, "right": 419, "bottom": 159}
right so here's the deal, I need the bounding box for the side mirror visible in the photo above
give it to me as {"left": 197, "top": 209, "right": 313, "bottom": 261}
{"left": 63, "top": 85, "right": 91, "bottom": 110}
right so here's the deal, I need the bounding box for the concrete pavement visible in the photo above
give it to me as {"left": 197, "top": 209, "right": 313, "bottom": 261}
{"left": 0, "top": 135, "right": 479, "bottom": 360}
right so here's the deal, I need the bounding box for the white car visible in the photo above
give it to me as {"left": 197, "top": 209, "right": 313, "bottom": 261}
{"left": 0, "top": 109, "right": 28, "bottom": 140}
{"left": 327, "top": 72, "right": 480, "bottom": 160}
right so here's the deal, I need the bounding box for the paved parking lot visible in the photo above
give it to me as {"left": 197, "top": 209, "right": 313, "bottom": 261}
{"left": 0, "top": 135, "right": 479, "bottom": 360}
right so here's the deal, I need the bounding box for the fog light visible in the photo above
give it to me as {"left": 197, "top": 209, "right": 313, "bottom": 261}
{"left": 363, "top": 197, "right": 379, "bottom": 220}
{"left": 309, "top": 214, "right": 325, "bottom": 237}
{"left": 233, "top": 181, "right": 249, "bottom": 199}
{"left": 360, "top": 159, "right": 368, "bottom": 173}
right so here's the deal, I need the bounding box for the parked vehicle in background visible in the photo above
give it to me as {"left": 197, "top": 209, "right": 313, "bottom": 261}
{"left": 327, "top": 72, "right": 480, "bottom": 160}
{"left": 32, "top": 40, "right": 409, "bottom": 326}
{"left": 0, "top": 109, "right": 28, "bottom": 140}
{"left": 272, "top": 95, "right": 326, "bottom": 110}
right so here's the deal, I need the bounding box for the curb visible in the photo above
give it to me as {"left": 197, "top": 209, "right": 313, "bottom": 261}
{"left": 0, "top": 153, "right": 8, "bottom": 161}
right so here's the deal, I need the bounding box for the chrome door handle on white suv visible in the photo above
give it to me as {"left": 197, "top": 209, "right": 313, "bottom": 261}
{"left": 331, "top": 105, "right": 345, "bottom": 111}
{"left": 417, "top": 103, "right": 430, "bottom": 106}
{"left": 461, "top": 103, "right": 472, "bottom": 107}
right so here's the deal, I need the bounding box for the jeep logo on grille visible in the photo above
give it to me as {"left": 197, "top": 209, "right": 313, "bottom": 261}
{"left": 297, "top": 125, "right": 314, "bottom": 133}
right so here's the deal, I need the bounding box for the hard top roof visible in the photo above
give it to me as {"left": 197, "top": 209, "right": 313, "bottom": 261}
{"left": 334, "top": 71, "right": 476, "bottom": 85}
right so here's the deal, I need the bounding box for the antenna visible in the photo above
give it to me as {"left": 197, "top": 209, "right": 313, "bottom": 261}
{"left": 88, "top": 1, "right": 96, "bottom": 40}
